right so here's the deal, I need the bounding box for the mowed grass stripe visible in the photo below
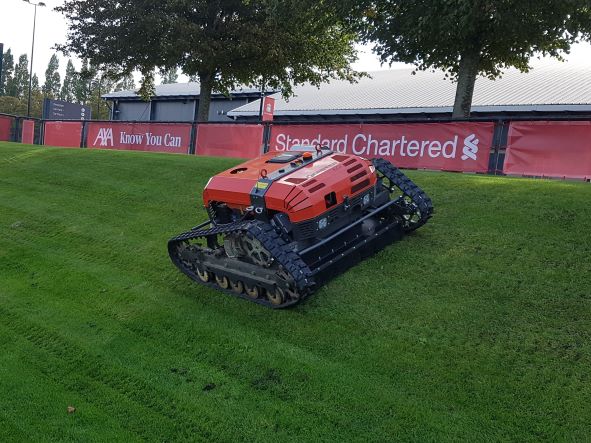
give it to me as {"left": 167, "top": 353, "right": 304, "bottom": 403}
{"left": 1, "top": 142, "right": 590, "bottom": 441}
{"left": 0, "top": 322, "right": 148, "bottom": 442}
{"left": 0, "top": 303, "right": 372, "bottom": 441}
{"left": 1, "top": 193, "right": 398, "bottom": 438}
{"left": 0, "top": 306, "right": 223, "bottom": 441}
{"left": 1, "top": 247, "right": 422, "bottom": 441}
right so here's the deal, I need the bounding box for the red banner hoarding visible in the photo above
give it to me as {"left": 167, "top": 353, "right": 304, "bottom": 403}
{"left": 43, "top": 121, "right": 82, "bottom": 148}
{"left": 269, "top": 122, "right": 494, "bottom": 172}
{"left": 86, "top": 122, "right": 192, "bottom": 154}
{"left": 504, "top": 121, "right": 591, "bottom": 180}
{"left": 0, "top": 115, "right": 12, "bottom": 141}
{"left": 195, "top": 124, "right": 263, "bottom": 158}
{"left": 21, "top": 120, "right": 35, "bottom": 144}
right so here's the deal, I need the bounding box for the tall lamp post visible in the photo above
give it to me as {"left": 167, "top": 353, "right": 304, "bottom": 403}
{"left": 23, "top": 0, "right": 46, "bottom": 117}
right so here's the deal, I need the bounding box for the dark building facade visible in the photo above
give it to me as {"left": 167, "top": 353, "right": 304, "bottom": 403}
{"left": 102, "top": 83, "right": 262, "bottom": 122}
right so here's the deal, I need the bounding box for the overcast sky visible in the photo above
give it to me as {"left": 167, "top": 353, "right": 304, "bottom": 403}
{"left": 2, "top": 0, "right": 590, "bottom": 84}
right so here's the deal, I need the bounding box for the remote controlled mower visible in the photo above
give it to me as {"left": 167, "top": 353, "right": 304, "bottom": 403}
{"left": 168, "top": 146, "right": 433, "bottom": 308}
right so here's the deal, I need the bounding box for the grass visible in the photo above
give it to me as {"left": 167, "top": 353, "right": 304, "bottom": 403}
{"left": 0, "top": 141, "right": 590, "bottom": 442}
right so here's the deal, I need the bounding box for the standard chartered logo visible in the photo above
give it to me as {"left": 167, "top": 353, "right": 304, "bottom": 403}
{"left": 274, "top": 130, "right": 482, "bottom": 162}
{"left": 461, "top": 134, "right": 479, "bottom": 161}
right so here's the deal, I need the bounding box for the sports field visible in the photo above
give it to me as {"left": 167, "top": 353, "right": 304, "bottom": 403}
{"left": 1, "top": 142, "right": 590, "bottom": 441}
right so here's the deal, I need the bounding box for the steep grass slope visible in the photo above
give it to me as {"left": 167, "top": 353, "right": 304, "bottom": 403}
{"left": 1, "top": 142, "right": 590, "bottom": 441}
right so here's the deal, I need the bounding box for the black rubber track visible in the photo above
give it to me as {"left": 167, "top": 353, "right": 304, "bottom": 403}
{"left": 372, "top": 158, "right": 434, "bottom": 231}
{"left": 168, "top": 220, "right": 314, "bottom": 309}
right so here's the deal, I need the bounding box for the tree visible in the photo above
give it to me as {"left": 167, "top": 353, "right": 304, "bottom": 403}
{"left": 574, "top": 4, "right": 591, "bottom": 45}
{"left": 56, "top": 0, "right": 360, "bottom": 122}
{"left": 31, "top": 74, "right": 40, "bottom": 92}
{"left": 30, "top": 74, "right": 44, "bottom": 117}
{"left": 161, "top": 68, "right": 178, "bottom": 84}
{"left": 0, "top": 73, "right": 43, "bottom": 117}
{"left": 71, "top": 60, "right": 115, "bottom": 118}
{"left": 0, "top": 96, "right": 27, "bottom": 115}
{"left": 0, "top": 50, "right": 45, "bottom": 117}
{"left": 89, "top": 71, "right": 115, "bottom": 120}
{"left": 60, "top": 59, "right": 78, "bottom": 102}
{"left": 361, "top": 0, "right": 591, "bottom": 118}
{"left": 114, "top": 74, "right": 135, "bottom": 92}
{"left": 74, "top": 59, "right": 93, "bottom": 104}
{"left": 43, "top": 54, "right": 61, "bottom": 99}
{"left": 1, "top": 48, "right": 14, "bottom": 96}
{"left": 12, "top": 54, "right": 30, "bottom": 99}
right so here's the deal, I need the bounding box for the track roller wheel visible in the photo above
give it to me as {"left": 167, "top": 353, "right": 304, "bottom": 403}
{"left": 196, "top": 268, "right": 212, "bottom": 283}
{"left": 267, "top": 287, "right": 286, "bottom": 306}
{"left": 245, "top": 283, "right": 260, "bottom": 299}
{"left": 215, "top": 274, "right": 230, "bottom": 289}
{"left": 230, "top": 280, "right": 244, "bottom": 294}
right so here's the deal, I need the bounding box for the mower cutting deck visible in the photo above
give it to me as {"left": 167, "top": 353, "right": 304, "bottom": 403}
{"left": 168, "top": 146, "right": 433, "bottom": 308}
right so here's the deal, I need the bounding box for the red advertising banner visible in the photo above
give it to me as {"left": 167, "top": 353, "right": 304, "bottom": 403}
{"left": 21, "top": 120, "right": 35, "bottom": 144}
{"left": 195, "top": 124, "right": 263, "bottom": 158}
{"left": 262, "top": 97, "right": 275, "bottom": 122}
{"left": 269, "top": 122, "right": 494, "bottom": 172}
{"left": 504, "top": 121, "right": 591, "bottom": 180}
{"left": 43, "top": 121, "right": 82, "bottom": 148}
{"left": 86, "top": 122, "right": 192, "bottom": 154}
{"left": 0, "top": 115, "right": 13, "bottom": 141}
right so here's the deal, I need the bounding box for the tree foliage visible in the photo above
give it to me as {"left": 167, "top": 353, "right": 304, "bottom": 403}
{"left": 1, "top": 48, "right": 14, "bottom": 96}
{"left": 160, "top": 68, "right": 179, "bottom": 85}
{"left": 0, "top": 51, "right": 43, "bottom": 116}
{"left": 31, "top": 74, "right": 40, "bottom": 92}
{"left": 114, "top": 74, "right": 136, "bottom": 92}
{"left": 360, "top": 0, "right": 591, "bottom": 117}
{"left": 73, "top": 60, "right": 111, "bottom": 119}
{"left": 56, "top": 0, "right": 360, "bottom": 121}
{"left": 60, "top": 59, "right": 78, "bottom": 102}
{"left": 12, "top": 54, "right": 30, "bottom": 100}
{"left": 91, "top": 72, "right": 116, "bottom": 120}
{"left": 74, "top": 59, "right": 93, "bottom": 105}
{"left": 43, "top": 54, "right": 62, "bottom": 99}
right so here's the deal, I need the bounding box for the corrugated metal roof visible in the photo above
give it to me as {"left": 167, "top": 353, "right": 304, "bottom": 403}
{"left": 228, "top": 60, "right": 591, "bottom": 116}
{"left": 103, "top": 82, "right": 261, "bottom": 99}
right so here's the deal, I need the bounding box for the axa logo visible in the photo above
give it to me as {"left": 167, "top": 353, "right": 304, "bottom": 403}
{"left": 93, "top": 128, "right": 113, "bottom": 147}
{"left": 462, "top": 134, "right": 479, "bottom": 161}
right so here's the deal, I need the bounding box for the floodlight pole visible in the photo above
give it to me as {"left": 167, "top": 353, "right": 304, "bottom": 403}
{"left": 23, "top": 0, "right": 45, "bottom": 117}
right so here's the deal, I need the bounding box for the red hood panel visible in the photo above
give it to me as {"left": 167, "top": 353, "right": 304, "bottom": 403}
{"left": 203, "top": 152, "right": 376, "bottom": 222}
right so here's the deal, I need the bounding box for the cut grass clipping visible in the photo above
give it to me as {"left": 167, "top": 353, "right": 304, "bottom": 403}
{"left": 1, "top": 142, "right": 590, "bottom": 441}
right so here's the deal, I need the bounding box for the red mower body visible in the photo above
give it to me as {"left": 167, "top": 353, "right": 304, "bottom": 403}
{"left": 203, "top": 150, "right": 377, "bottom": 223}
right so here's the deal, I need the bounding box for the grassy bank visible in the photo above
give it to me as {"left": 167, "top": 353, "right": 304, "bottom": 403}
{"left": 0, "top": 142, "right": 590, "bottom": 441}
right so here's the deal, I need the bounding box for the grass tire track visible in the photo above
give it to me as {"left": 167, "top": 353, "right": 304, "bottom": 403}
{"left": 0, "top": 306, "right": 220, "bottom": 442}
